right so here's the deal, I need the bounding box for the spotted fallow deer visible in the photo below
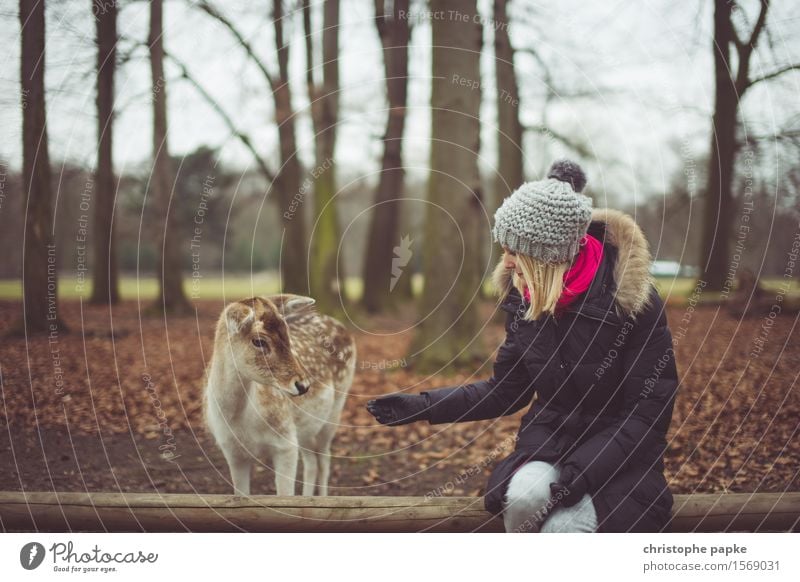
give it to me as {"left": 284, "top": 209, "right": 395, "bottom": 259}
{"left": 203, "top": 294, "right": 356, "bottom": 496}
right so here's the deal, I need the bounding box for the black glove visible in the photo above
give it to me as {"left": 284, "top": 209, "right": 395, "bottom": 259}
{"left": 549, "top": 464, "right": 589, "bottom": 508}
{"left": 366, "top": 393, "right": 431, "bottom": 426}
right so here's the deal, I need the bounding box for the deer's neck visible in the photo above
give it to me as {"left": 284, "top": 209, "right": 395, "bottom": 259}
{"left": 206, "top": 348, "right": 251, "bottom": 416}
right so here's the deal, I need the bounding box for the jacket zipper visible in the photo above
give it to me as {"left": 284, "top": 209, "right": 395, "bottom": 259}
{"left": 549, "top": 315, "right": 570, "bottom": 373}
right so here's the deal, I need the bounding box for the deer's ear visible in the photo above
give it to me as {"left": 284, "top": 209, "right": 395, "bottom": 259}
{"left": 269, "top": 294, "right": 316, "bottom": 315}
{"left": 224, "top": 302, "right": 255, "bottom": 336}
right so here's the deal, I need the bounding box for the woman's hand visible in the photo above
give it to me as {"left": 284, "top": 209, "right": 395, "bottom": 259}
{"left": 366, "top": 393, "right": 431, "bottom": 426}
{"left": 549, "top": 464, "right": 589, "bottom": 508}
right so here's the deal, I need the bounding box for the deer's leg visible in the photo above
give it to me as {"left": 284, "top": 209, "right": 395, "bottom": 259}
{"left": 317, "top": 384, "right": 352, "bottom": 497}
{"left": 223, "top": 448, "right": 252, "bottom": 496}
{"left": 272, "top": 445, "right": 298, "bottom": 496}
{"left": 300, "top": 448, "right": 318, "bottom": 496}
{"left": 314, "top": 424, "right": 339, "bottom": 497}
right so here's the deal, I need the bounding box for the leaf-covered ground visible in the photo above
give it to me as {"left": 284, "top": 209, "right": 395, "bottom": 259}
{"left": 1, "top": 299, "right": 798, "bottom": 499}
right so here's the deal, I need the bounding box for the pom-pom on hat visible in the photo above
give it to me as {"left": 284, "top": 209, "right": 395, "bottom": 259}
{"left": 492, "top": 159, "right": 593, "bottom": 263}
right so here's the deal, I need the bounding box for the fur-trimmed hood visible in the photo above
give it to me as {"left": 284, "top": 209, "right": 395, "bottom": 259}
{"left": 492, "top": 208, "right": 654, "bottom": 317}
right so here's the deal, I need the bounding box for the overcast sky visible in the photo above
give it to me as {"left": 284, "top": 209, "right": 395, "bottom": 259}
{"left": 1, "top": 0, "right": 798, "bottom": 206}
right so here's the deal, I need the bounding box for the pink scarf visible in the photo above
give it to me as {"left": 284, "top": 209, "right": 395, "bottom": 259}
{"left": 522, "top": 234, "right": 604, "bottom": 312}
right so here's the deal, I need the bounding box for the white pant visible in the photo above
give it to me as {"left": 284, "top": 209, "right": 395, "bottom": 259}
{"left": 502, "top": 460, "right": 598, "bottom": 533}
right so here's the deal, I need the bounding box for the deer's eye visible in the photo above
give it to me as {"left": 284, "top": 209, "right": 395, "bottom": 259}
{"left": 251, "top": 338, "right": 270, "bottom": 351}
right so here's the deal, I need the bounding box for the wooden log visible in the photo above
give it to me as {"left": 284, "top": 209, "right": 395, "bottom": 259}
{"left": 670, "top": 492, "right": 800, "bottom": 532}
{"left": 0, "top": 493, "right": 500, "bottom": 533}
{"left": 0, "top": 492, "right": 797, "bottom": 532}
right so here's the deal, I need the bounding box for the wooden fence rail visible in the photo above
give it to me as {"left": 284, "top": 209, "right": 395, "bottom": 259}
{"left": 1, "top": 492, "right": 798, "bottom": 532}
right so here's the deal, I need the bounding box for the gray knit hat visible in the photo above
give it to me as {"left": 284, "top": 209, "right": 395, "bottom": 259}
{"left": 492, "top": 159, "right": 593, "bottom": 263}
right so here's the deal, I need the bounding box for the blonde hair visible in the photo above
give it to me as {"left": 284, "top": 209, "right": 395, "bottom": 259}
{"left": 513, "top": 254, "right": 570, "bottom": 321}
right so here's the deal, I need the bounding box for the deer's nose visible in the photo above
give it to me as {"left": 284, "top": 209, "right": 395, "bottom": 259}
{"left": 295, "top": 380, "right": 309, "bottom": 395}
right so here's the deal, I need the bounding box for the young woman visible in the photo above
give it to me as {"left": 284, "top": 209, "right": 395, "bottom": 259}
{"left": 366, "top": 160, "right": 679, "bottom": 533}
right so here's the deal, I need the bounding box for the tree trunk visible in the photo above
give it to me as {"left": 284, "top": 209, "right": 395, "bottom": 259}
{"left": 272, "top": 0, "right": 307, "bottom": 295}
{"left": 191, "top": 1, "right": 307, "bottom": 294}
{"left": 18, "top": 0, "right": 57, "bottom": 334}
{"left": 149, "top": 0, "right": 190, "bottom": 313}
{"left": 397, "top": 210, "right": 416, "bottom": 299}
{"left": 699, "top": 0, "right": 739, "bottom": 292}
{"left": 361, "top": 0, "right": 411, "bottom": 313}
{"left": 90, "top": 0, "right": 119, "bottom": 305}
{"left": 697, "top": 0, "right": 779, "bottom": 292}
{"left": 493, "top": 0, "right": 523, "bottom": 206}
{"left": 487, "top": 0, "right": 524, "bottom": 298}
{"left": 409, "top": 0, "right": 483, "bottom": 373}
{"left": 307, "top": 0, "right": 342, "bottom": 313}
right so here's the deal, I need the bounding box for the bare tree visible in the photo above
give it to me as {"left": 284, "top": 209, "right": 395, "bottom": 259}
{"left": 700, "top": 0, "right": 800, "bottom": 290}
{"left": 90, "top": 0, "right": 120, "bottom": 305}
{"left": 409, "top": 0, "right": 483, "bottom": 372}
{"left": 304, "top": 0, "right": 343, "bottom": 313}
{"left": 493, "top": 0, "right": 523, "bottom": 205}
{"left": 361, "top": 0, "right": 411, "bottom": 313}
{"left": 271, "top": 0, "right": 308, "bottom": 294}
{"left": 18, "top": 0, "right": 56, "bottom": 334}
{"left": 149, "top": 0, "right": 190, "bottom": 313}
{"left": 192, "top": 1, "right": 307, "bottom": 294}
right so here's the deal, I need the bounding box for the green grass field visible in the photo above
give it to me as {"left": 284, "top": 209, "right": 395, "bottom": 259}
{"left": 652, "top": 276, "right": 800, "bottom": 304}
{"left": 0, "top": 274, "right": 797, "bottom": 303}
{"left": 0, "top": 274, "right": 284, "bottom": 301}
{"left": 0, "top": 274, "right": 385, "bottom": 302}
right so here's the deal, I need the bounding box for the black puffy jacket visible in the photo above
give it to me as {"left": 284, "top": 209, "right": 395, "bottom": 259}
{"left": 422, "top": 209, "right": 679, "bottom": 532}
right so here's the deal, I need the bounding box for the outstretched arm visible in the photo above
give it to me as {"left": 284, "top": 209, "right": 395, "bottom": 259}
{"left": 421, "top": 324, "right": 536, "bottom": 424}
{"left": 367, "top": 311, "right": 536, "bottom": 426}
